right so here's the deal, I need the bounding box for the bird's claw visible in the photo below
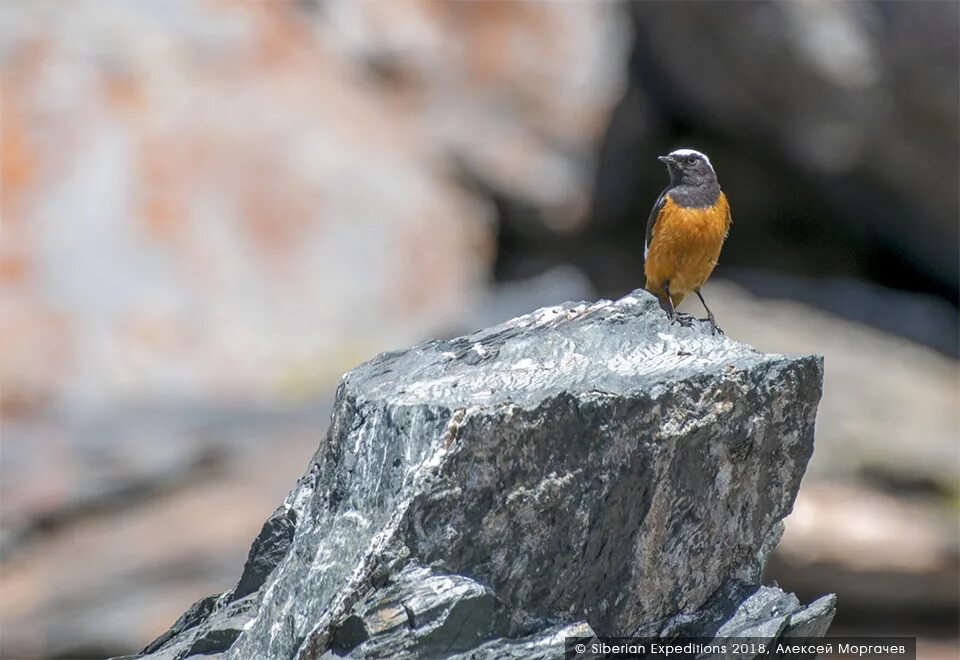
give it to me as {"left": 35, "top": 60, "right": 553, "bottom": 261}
{"left": 670, "top": 312, "right": 697, "bottom": 328}
{"left": 704, "top": 316, "right": 724, "bottom": 335}
{"left": 668, "top": 310, "right": 723, "bottom": 335}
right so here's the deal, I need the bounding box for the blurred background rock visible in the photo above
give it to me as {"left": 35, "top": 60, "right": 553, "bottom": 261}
{"left": 0, "top": 1, "right": 956, "bottom": 658}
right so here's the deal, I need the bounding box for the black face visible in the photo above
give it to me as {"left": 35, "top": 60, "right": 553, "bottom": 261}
{"left": 658, "top": 150, "right": 717, "bottom": 187}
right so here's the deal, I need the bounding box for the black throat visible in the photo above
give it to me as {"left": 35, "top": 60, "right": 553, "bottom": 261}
{"left": 668, "top": 181, "right": 721, "bottom": 209}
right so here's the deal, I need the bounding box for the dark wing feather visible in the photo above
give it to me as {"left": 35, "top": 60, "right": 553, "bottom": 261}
{"left": 644, "top": 189, "right": 669, "bottom": 261}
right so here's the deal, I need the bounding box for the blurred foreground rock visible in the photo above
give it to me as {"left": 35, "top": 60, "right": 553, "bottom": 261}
{"left": 128, "top": 290, "right": 832, "bottom": 659}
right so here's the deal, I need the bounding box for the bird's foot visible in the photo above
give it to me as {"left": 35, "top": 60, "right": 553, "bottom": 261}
{"left": 670, "top": 312, "right": 697, "bottom": 328}
{"left": 700, "top": 314, "right": 724, "bottom": 335}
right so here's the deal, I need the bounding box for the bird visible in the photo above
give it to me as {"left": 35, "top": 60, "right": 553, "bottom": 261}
{"left": 644, "top": 148, "right": 731, "bottom": 334}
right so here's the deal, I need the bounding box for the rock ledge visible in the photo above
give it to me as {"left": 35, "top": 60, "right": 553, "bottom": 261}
{"left": 127, "top": 290, "right": 834, "bottom": 660}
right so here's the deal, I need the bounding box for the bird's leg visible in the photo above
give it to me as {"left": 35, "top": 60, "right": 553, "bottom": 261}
{"left": 660, "top": 282, "right": 676, "bottom": 320}
{"left": 663, "top": 282, "right": 695, "bottom": 327}
{"left": 695, "top": 289, "right": 723, "bottom": 335}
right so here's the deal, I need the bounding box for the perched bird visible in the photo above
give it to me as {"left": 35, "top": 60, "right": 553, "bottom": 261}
{"left": 644, "top": 148, "right": 731, "bottom": 333}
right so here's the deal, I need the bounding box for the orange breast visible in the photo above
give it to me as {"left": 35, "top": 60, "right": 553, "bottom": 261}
{"left": 644, "top": 193, "right": 730, "bottom": 303}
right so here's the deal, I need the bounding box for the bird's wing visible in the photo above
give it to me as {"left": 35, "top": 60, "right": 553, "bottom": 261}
{"left": 644, "top": 189, "right": 669, "bottom": 260}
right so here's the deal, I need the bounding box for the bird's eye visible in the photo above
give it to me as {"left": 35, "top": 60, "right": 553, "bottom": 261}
{"left": 686, "top": 156, "right": 697, "bottom": 165}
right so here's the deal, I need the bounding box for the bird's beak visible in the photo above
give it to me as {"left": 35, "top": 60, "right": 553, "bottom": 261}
{"left": 658, "top": 155, "right": 674, "bottom": 164}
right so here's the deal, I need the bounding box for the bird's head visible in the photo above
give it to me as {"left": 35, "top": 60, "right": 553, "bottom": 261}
{"left": 658, "top": 149, "right": 717, "bottom": 187}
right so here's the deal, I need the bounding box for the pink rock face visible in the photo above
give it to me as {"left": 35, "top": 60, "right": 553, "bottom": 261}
{"left": 1, "top": 2, "right": 494, "bottom": 411}
{"left": 0, "top": 1, "right": 627, "bottom": 657}
{"left": 0, "top": 0, "right": 627, "bottom": 414}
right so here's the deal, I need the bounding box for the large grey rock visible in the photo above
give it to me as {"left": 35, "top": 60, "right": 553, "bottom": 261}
{"left": 129, "top": 290, "right": 832, "bottom": 659}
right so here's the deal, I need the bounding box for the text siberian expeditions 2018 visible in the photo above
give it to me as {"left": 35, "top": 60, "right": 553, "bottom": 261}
{"left": 566, "top": 637, "right": 917, "bottom": 659}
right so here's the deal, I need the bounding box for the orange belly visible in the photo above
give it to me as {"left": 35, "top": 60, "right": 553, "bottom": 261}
{"left": 644, "top": 193, "right": 730, "bottom": 305}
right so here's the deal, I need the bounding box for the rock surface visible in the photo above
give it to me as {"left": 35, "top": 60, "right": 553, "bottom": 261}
{"left": 128, "top": 290, "right": 832, "bottom": 659}
{"left": 688, "top": 280, "right": 959, "bottom": 625}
